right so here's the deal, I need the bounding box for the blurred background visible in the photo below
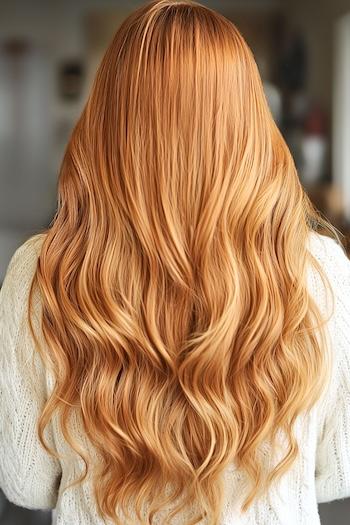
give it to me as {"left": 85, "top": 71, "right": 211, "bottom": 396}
{"left": 0, "top": 0, "right": 350, "bottom": 523}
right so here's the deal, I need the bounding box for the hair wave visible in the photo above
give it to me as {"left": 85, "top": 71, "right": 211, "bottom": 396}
{"left": 28, "top": 1, "right": 339, "bottom": 523}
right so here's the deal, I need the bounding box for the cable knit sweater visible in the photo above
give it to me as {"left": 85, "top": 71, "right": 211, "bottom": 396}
{"left": 0, "top": 231, "right": 350, "bottom": 525}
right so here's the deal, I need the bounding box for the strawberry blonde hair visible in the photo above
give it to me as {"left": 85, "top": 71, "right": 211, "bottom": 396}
{"left": 28, "top": 1, "right": 338, "bottom": 523}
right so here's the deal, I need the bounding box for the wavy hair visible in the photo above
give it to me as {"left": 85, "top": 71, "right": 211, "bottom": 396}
{"left": 28, "top": 1, "right": 339, "bottom": 523}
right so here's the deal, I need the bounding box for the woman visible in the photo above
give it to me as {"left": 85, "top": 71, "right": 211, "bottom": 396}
{"left": 1, "top": 1, "right": 350, "bottom": 524}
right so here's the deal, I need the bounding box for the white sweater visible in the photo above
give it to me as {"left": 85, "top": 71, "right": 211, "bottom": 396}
{"left": 0, "top": 231, "right": 350, "bottom": 525}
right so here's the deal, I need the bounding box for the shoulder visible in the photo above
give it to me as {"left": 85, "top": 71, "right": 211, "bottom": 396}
{"left": 307, "top": 230, "right": 349, "bottom": 270}
{"left": 307, "top": 230, "right": 350, "bottom": 384}
{"left": 0, "top": 232, "right": 51, "bottom": 396}
{"left": 306, "top": 231, "right": 350, "bottom": 307}
{"left": 4, "top": 232, "right": 46, "bottom": 276}
{"left": 1, "top": 233, "right": 47, "bottom": 291}
{"left": 305, "top": 233, "right": 350, "bottom": 431}
{"left": 306, "top": 231, "right": 350, "bottom": 382}
{"left": 0, "top": 233, "right": 47, "bottom": 322}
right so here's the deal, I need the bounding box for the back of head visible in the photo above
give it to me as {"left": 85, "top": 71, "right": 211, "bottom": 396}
{"left": 28, "top": 1, "right": 337, "bottom": 524}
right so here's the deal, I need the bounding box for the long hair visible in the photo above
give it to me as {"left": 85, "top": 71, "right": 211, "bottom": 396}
{"left": 28, "top": 1, "right": 339, "bottom": 523}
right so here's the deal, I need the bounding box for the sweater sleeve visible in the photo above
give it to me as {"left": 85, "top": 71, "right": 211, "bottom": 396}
{"left": 312, "top": 234, "right": 350, "bottom": 503}
{"left": 0, "top": 234, "right": 62, "bottom": 510}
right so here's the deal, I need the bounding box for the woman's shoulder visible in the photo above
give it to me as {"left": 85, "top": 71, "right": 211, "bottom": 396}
{"left": 0, "top": 232, "right": 48, "bottom": 326}
{"left": 2, "top": 232, "right": 47, "bottom": 285}
{"left": 9, "top": 232, "right": 46, "bottom": 264}
{"left": 306, "top": 230, "right": 350, "bottom": 294}
{"left": 306, "top": 230, "right": 350, "bottom": 371}
{"left": 307, "top": 230, "right": 349, "bottom": 266}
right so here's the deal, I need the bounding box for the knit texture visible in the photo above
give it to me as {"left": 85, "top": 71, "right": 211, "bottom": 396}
{"left": 0, "top": 231, "right": 350, "bottom": 524}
